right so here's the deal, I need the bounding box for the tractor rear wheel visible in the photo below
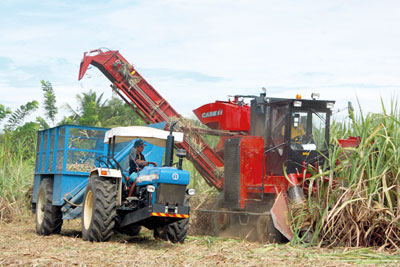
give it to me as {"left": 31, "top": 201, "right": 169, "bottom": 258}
{"left": 153, "top": 196, "right": 189, "bottom": 243}
{"left": 81, "top": 174, "right": 117, "bottom": 242}
{"left": 36, "top": 178, "right": 63, "bottom": 235}
{"left": 212, "top": 192, "right": 230, "bottom": 235}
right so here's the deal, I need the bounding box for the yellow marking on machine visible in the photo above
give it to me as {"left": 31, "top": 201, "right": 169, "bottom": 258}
{"left": 151, "top": 212, "right": 189, "bottom": 218}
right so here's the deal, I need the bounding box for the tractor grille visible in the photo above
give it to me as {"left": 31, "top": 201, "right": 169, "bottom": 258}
{"left": 224, "top": 138, "right": 241, "bottom": 209}
{"left": 156, "top": 184, "right": 186, "bottom": 205}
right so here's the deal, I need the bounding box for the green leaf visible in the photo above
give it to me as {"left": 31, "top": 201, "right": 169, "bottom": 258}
{"left": 41, "top": 80, "right": 58, "bottom": 125}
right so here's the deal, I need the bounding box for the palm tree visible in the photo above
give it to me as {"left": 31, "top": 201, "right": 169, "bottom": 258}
{"left": 64, "top": 90, "right": 107, "bottom": 127}
{"left": 63, "top": 90, "right": 143, "bottom": 127}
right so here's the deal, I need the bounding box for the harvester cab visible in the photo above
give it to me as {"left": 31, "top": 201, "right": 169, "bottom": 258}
{"left": 251, "top": 94, "right": 334, "bottom": 176}
{"left": 82, "top": 125, "right": 194, "bottom": 243}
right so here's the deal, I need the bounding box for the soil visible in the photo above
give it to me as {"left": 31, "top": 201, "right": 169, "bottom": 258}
{"left": 1, "top": 217, "right": 399, "bottom": 266}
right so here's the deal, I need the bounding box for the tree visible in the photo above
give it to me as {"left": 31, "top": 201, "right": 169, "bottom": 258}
{"left": 5, "top": 101, "right": 39, "bottom": 131}
{"left": 40, "top": 80, "right": 57, "bottom": 126}
{"left": 64, "top": 90, "right": 143, "bottom": 127}
{"left": 99, "top": 96, "right": 144, "bottom": 127}
{"left": 0, "top": 104, "right": 11, "bottom": 124}
{"left": 1, "top": 101, "right": 40, "bottom": 159}
{"left": 64, "top": 90, "right": 107, "bottom": 127}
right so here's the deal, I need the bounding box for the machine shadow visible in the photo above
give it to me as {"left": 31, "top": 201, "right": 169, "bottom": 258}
{"left": 60, "top": 228, "right": 173, "bottom": 248}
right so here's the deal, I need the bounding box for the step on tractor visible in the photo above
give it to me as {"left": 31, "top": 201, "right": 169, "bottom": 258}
{"left": 75, "top": 48, "right": 354, "bottom": 242}
{"left": 32, "top": 123, "right": 194, "bottom": 243}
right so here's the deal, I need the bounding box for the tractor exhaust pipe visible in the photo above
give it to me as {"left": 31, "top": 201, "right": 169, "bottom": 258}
{"left": 164, "top": 122, "right": 177, "bottom": 167}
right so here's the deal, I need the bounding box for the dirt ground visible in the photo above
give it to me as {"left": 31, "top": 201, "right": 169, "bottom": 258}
{"left": 1, "top": 217, "right": 400, "bottom": 266}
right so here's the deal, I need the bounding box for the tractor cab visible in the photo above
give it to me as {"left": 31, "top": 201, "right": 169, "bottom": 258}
{"left": 251, "top": 94, "right": 334, "bottom": 176}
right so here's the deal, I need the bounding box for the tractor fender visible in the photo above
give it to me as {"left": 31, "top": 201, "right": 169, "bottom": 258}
{"left": 89, "top": 168, "right": 123, "bottom": 206}
{"left": 89, "top": 168, "right": 122, "bottom": 179}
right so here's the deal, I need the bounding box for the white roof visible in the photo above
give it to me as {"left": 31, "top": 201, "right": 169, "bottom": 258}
{"left": 104, "top": 126, "right": 184, "bottom": 147}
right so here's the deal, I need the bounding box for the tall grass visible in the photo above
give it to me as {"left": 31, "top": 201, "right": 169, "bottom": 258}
{"left": 0, "top": 133, "right": 35, "bottom": 222}
{"left": 291, "top": 99, "right": 400, "bottom": 249}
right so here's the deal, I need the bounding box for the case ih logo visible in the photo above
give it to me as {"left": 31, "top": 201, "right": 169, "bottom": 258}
{"left": 172, "top": 173, "right": 179, "bottom": 180}
{"left": 201, "top": 109, "right": 223, "bottom": 118}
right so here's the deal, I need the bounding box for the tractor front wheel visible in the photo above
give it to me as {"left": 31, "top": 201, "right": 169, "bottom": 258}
{"left": 154, "top": 218, "right": 189, "bottom": 243}
{"left": 153, "top": 196, "right": 189, "bottom": 243}
{"left": 81, "top": 174, "right": 117, "bottom": 242}
{"left": 36, "top": 178, "right": 63, "bottom": 235}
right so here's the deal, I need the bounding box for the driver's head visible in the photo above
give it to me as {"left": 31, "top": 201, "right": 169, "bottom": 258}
{"left": 134, "top": 139, "right": 146, "bottom": 152}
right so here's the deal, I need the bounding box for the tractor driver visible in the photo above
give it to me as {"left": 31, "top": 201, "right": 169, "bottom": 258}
{"left": 129, "top": 139, "right": 157, "bottom": 174}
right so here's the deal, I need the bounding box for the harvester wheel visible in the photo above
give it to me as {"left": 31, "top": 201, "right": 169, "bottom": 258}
{"left": 212, "top": 192, "right": 230, "bottom": 235}
{"left": 36, "top": 178, "right": 63, "bottom": 235}
{"left": 256, "top": 215, "right": 286, "bottom": 243}
{"left": 81, "top": 174, "right": 117, "bottom": 242}
{"left": 153, "top": 196, "right": 189, "bottom": 243}
{"left": 116, "top": 223, "right": 141, "bottom": 236}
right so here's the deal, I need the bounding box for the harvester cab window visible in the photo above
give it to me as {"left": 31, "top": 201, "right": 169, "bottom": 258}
{"left": 270, "top": 106, "right": 289, "bottom": 156}
{"left": 290, "top": 111, "right": 327, "bottom": 151}
{"left": 311, "top": 112, "right": 327, "bottom": 150}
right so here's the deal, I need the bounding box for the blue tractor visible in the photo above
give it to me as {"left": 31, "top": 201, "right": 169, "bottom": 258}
{"left": 33, "top": 123, "right": 194, "bottom": 243}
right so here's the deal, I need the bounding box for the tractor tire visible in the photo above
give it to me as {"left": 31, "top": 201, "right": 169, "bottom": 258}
{"left": 81, "top": 174, "right": 117, "bottom": 242}
{"left": 153, "top": 196, "right": 189, "bottom": 243}
{"left": 35, "top": 178, "right": 63, "bottom": 235}
{"left": 154, "top": 218, "right": 189, "bottom": 243}
{"left": 116, "top": 223, "right": 141, "bottom": 236}
{"left": 212, "top": 192, "right": 230, "bottom": 235}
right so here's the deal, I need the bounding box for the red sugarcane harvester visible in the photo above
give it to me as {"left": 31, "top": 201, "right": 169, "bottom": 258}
{"left": 79, "top": 49, "right": 356, "bottom": 242}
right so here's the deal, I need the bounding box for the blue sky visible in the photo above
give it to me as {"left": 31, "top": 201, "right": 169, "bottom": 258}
{"left": 1, "top": 0, "right": 400, "bottom": 124}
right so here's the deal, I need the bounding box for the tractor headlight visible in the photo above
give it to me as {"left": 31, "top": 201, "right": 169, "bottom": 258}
{"left": 146, "top": 185, "right": 156, "bottom": 193}
{"left": 136, "top": 173, "right": 159, "bottom": 183}
{"left": 186, "top": 188, "right": 196, "bottom": 196}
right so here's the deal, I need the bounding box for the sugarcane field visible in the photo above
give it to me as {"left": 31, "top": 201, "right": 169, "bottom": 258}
{"left": 2, "top": 1, "right": 400, "bottom": 266}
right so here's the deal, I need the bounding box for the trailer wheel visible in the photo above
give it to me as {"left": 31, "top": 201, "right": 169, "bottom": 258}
{"left": 36, "top": 178, "right": 63, "bottom": 235}
{"left": 81, "top": 174, "right": 117, "bottom": 242}
{"left": 153, "top": 197, "right": 189, "bottom": 243}
{"left": 116, "top": 224, "right": 141, "bottom": 236}
{"left": 212, "top": 192, "right": 230, "bottom": 235}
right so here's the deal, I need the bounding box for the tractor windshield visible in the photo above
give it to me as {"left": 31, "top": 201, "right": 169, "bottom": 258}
{"left": 290, "top": 111, "right": 327, "bottom": 151}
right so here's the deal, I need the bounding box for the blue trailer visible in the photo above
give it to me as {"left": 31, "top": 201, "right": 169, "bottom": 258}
{"left": 33, "top": 124, "right": 193, "bottom": 243}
